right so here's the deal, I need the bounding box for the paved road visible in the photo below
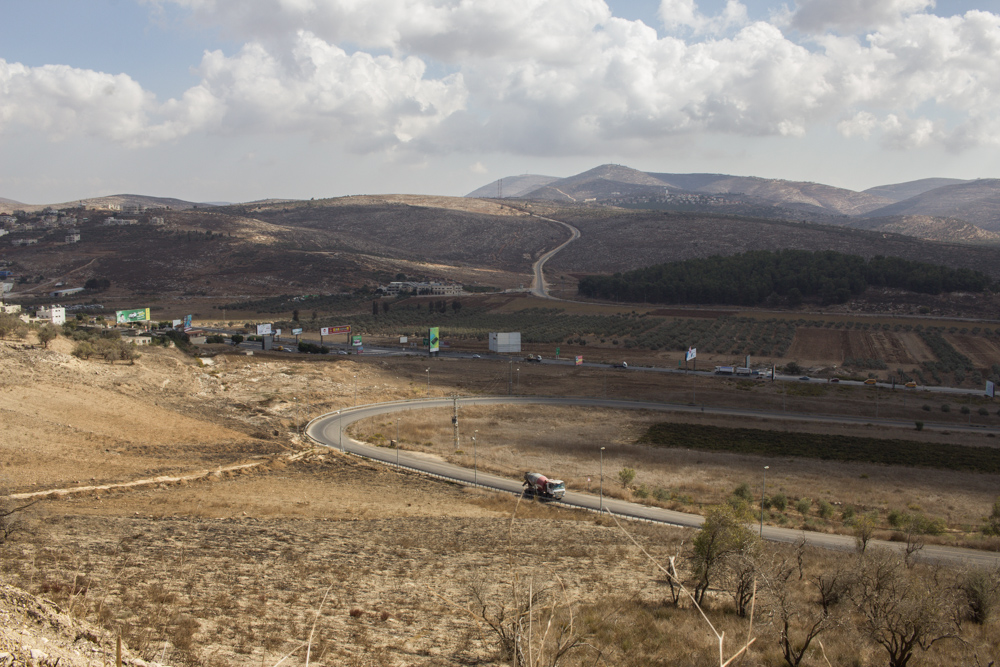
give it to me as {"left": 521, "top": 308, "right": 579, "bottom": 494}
{"left": 526, "top": 214, "right": 581, "bottom": 299}
{"left": 306, "top": 395, "right": 1000, "bottom": 567}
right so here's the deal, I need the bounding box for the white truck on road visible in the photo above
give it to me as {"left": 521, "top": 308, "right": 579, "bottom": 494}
{"left": 523, "top": 472, "right": 566, "bottom": 499}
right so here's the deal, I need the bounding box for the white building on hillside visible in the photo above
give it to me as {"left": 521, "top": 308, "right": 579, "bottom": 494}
{"left": 36, "top": 305, "right": 66, "bottom": 325}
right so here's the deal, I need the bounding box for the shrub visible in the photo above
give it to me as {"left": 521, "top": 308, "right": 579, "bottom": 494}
{"left": 817, "top": 500, "right": 834, "bottom": 519}
{"left": 841, "top": 506, "right": 856, "bottom": 522}
{"left": 771, "top": 493, "right": 788, "bottom": 511}
{"left": 617, "top": 467, "right": 636, "bottom": 489}
{"left": 795, "top": 498, "right": 812, "bottom": 515}
{"left": 633, "top": 484, "right": 649, "bottom": 499}
{"left": 960, "top": 405, "right": 971, "bottom": 415}
{"left": 732, "top": 482, "right": 754, "bottom": 503}
{"left": 915, "top": 421, "right": 924, "bottom": 431}
{"left": 958, "top": 569, "right": 997, "bottom": 624}
{"left": 922, "top": 404, "right": 931, "bottom": 411}
{"left": 979, "top": 408, "right": 990, "bottom": 416}
{"left": 941, "top": 404, "right": 951, "bottom": 413}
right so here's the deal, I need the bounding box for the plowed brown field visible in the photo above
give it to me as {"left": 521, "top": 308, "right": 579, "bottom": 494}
{"left": 786, "top": 329, "right": 935, "bottom": 366}
{"left": 945, "top": 334, "right": 1000, "bottom": 368}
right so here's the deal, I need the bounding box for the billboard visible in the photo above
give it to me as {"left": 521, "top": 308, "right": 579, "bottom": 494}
{"left": 183, "top": 314, "right": 192, "bottom": 329}
{"left": 115, "top": 308, "right": 150, "bottom": 324}
{"left": 488, "top": 331, "right": 521, "bottom": 353}
{"left": 172, "top": 319, "right": 182, "bottom": 328}
{"left": 291, "top": 328, "right": 303, "bottom": 335}
{"left": 429, "top": 327, "right": 440, "bottom": 353}
{"left": 352, "top": 335, "right": 363, "bottom": 347}
{"left": 320, "top": 325, "right": 351, "bottom": 336}
{"left": 256, "top": 323, "right": 273, "bottom": 335}
{"left": 988, "top": 381, "right": 996, "bottom": 398}
{"left": 685, "top": 347, "right": 697, "bottom": 361}
{"left": 575, "top": 355, "right": 583, "bottom": 366}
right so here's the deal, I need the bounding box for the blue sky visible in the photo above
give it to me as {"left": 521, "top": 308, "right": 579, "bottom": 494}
{"left": 2, "top": 0, "right": 999, "bottom": 204}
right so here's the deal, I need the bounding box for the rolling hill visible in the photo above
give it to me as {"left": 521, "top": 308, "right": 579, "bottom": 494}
{"left": 469, "top": 165, "right": 1000, "bottom": 243}
{"left": 862, "top": 178, "right": 970, "bottom": 202}
{"left": 861, "top": 179, "right": 1000, "bottom": 231}
{"left": 464, "top": 174, "right": 559, "bottom": 198}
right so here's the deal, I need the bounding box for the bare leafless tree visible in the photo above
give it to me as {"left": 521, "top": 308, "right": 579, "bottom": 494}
{"left": 852, "top": 548, "right": 959, "bottom": 667}
{"left": 0, "top": 494, "right": 41, "bottom": 546}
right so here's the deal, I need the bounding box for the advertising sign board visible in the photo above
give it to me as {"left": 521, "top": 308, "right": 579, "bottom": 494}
{"left": 400, "top": 336, "right": 408, "bottom": 343}
{"left": 256, "top": 323, "right": 273, "bottom": 335}
{"left": 686, "top": 347, "right": 697, "bottom": 361}
{"left": 429, "top": 327, "right": 440, "bottom": 353}
{"left": 988, "top": 380, "right": 996, "bottom": 398}
{"left": 488, "top": 332, "right": 521, "bottom": 353}
{"left": 115, "top": 308, "right": 150, "bottom": 324}
{"left": 292, "top": 328, "right": 303, "bottom": 335}
{"left": 575, "top": 356, "right": 583, "bottom": 366}
{"left": 352, "top": 335, "right": 363, "bottom": 347}
{"left": 320, "top": 325, "right": 351, "bottom": 336}
{"left": 172, "top": 319, "right": 182, "bottom": 328}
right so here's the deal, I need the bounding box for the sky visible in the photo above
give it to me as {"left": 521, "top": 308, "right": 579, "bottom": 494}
{"left": 1, "top": 0, "right": 999, "bottom": 204}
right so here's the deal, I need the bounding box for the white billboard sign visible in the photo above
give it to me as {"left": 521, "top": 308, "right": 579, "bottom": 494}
{"left": 686, "top": 347, "right": 697, "bottom": 361}
{"left": 256, "top": 323, "right": 272, "bottom": 335}
{"left": 489, "top": 332, "right": 521, "bottom": 353}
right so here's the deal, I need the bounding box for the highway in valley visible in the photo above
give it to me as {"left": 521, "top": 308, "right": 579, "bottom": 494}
{"left": 306, "top": 395, "right": 1000, "bottom": 567}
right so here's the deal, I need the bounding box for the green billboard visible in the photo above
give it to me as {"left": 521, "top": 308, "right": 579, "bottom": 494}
{"left": 115, "top": 308, "right": 150, "bottom": 324}
{"left": 428, "top": 327, "right": 440, "bottom": 353}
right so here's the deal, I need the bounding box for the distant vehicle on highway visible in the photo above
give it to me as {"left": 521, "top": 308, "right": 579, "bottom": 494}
{"left": 612, "top": 362, "right": 628, "bottom": 369}
{"left": 864, "top": 379, "right": 877, "bottom": 385}
{"left": 525, "top": 354, "right": 542, "bottom": 363}
{"left": 472, "top": 354, "right": 481, "bottom": 359}
{"left": 905, "top": 381, "right": 917, "bottom": 388}
{"left": 828, "top": 378, "right": 840, "bottom": 383}
{"left": 799, "top": 376, "right": 810, "bottom": 381}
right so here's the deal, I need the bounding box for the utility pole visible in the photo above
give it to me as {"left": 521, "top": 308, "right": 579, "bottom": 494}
{"left": 452, "top": 395, "right": 459, "bottom": 453}
{"left": 508, "top": 359, "right": 513, "bottom": 395}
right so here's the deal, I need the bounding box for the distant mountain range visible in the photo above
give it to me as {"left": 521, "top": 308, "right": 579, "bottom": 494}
{"left": 467, "top": 165, "right": 1000, "bottom": 243}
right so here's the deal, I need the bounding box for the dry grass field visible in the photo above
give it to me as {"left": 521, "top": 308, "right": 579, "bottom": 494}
{"left": 3, "top": 333, "right": 1000, "bottom": 666}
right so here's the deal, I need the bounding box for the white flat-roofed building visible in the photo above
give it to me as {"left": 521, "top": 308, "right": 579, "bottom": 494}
{"left": 36, "top": 305, "right": 66, "bottom": 325}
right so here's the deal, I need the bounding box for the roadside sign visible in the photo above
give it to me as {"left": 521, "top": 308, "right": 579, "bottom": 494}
{"left": 575, "top": 356, "right": 583, "bottom": 365}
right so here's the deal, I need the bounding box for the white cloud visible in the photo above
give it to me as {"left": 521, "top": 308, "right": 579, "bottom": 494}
{"left": 659, "top": 0, "right": 749, "bottom": 35}
{"left": 4, "top": 0, "right": 1000, "bottom": 161}
{"left": 790, "top": 0, "right": 934, "bottom": 34}
{"left": 469, "top": 161, "right": 487, "bottom": 174}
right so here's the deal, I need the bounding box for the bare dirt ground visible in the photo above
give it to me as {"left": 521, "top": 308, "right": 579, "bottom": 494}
{"left": 947, "top": 333, "right": 1000, "bottom": 368}
{"left": 3, "top": 334, "right": 1000, "bottom": 666}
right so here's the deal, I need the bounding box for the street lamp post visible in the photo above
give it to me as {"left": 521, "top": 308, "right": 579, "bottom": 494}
{"left": 516, "top": 367, "right": 520, "bottom": 394}
{"left": 336, "top": 410, "right": 343, "bottom": 452}
{"left": 600, "top": 446, "right": 606, "bottom": 512}
{"left": 425, "top": 368, "right": 430, "bottom": 392}
{"left": 472, "top": 434, "right": 477, "bottom": 484}
{"left": 396, "top": 416, "right": 400, "bottom": 466}
{"left": 353, "top": 374, "right": 358, "bottom": 406}
{"left": 760, "top": 465, "right": 769, "bottom": 535}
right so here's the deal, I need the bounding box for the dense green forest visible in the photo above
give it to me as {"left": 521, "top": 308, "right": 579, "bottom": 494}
{"left": 577, "top": 250, "right": 994, "bottom": 306}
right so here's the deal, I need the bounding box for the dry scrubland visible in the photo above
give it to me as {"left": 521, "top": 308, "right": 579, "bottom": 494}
{"left": 2, "top": 336, "right": 1000, "bottom": 666}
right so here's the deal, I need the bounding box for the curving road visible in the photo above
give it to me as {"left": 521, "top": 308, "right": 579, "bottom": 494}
{"left": 306, "top": 395, "right": 1000, "bottom": 567}
{"left": 526, "top": 213, "right": 581, "bottom": 299}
